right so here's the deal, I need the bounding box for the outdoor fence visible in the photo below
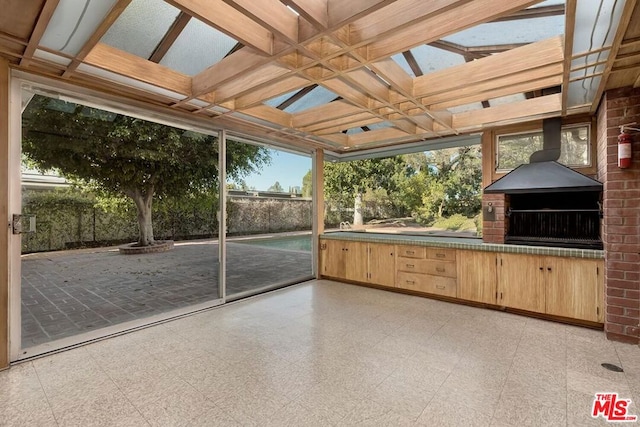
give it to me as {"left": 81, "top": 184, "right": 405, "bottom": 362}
{"left": 21, "top": 193, "right": 312, "bottom": 253}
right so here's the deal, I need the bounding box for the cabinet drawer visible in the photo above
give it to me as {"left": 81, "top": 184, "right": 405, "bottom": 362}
{"left": 396, "top": 272, "right": 457, "bottom": 297}
{"left": 426, "top": 248, "right": 456, "bottom": 261}
{"left": 397, "top": 258, "right": 457, "bottom": 278}
{"left": 397, "top": 245, "right": 426, "bottom": 259}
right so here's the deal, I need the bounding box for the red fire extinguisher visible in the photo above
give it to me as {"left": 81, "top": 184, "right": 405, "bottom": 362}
{"left": 618, "top": 128, "right": 632, "bottom": 168}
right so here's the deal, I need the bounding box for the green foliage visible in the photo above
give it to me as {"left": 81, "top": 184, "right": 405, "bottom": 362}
{"left": 23, "top": 187, "right": 94, "bottom": 210}
{"left": 21, "top": 95, "right": 270, "bottom": 244}
{"left": 322, "top": 146, "right": 482, "bottom": 227}
{"left": 301, "top": 169, "right": 312, "bottom": 198}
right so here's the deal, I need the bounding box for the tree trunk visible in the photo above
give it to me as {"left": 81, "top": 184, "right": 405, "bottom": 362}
{"left": 126, "top": 187, "right": 155, "bottom": 246}
{"left": 353, "top": 192, "right": 363, "bottom": 226}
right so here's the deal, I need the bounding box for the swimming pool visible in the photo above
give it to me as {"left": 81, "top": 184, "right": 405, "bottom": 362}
{"left": 235, "top": 234, "right": 312, "bottom": 252}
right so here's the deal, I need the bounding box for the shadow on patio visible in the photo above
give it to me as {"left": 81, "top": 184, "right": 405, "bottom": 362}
{"left": 21, "top": 239, "right": 312, "bottom": 348}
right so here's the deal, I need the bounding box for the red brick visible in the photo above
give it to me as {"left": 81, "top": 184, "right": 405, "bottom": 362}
{"left": 607, "top": 226, "right": 639, "bottom": 235}
{"left": 623, "top": 235, "right": 639, "bottom": 244}
{"left": 607, "top": 279, "right": 639, "bottom": 290}
{"left": 625, "top": 199, "right": 640, "bottom": 208}
{"left": 625, "top": 308, "right": 640, "bottom": 318}
{"left": 625, "top": 290, "right": 640, "bottom": 300}
{"left": 610, "top": 244, "right": 639, "bottom": 253}
{"left": 606, "top": 305, "right": 625, "bottom": 315}
{"left": 606, "top": 287, "right": 626, "bottom": 297}
{"left": 605, "top": 323, "right": 624, "bottom": 334}
{"left": 606, "top": 315, "right": 639, "bottom": 326}
{"left": 607, "top": 261, "right": 638, "bottom": 271}
{"left": 608, "top": 297, "right": 640, "bottom": 308}
{"left": 623, "top": 253, "right": 640, "bottom": 262}
{"left": 606, "top": 269, "right": 625, "bottom": 279}
{"left": 605, "top": 331, "right": 639, "bottom": 344}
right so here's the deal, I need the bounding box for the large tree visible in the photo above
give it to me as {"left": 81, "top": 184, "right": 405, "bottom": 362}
{"left": 323, "top": 157, "right": 408, "bottom": 225}
{"left": 22, "top": 95, "right": 269, "bottom": 246}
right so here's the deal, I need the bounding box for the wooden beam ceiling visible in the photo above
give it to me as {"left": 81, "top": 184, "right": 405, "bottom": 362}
{"left": 3, "top": 0, "right": 614, "bottom": 154}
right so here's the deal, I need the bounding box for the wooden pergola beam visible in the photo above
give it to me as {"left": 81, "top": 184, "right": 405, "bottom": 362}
{"left": 414, "top": 36, "right": 563, "bottom": 99}
{"left": 327, "top": 0, "right": 398, "bottom": 28}
{"left": 20, "top": 0, "right": 60, "bottom": 67}
{"left": 213, "top": 63, "right": 292, "bottom": 103}
{"left": 166, "top": 0, "right": 274, "bottom": 55}
{"left": 63, "top": 0, "right": 132, "bottom": 78}
{"left": 192, "top": 47, "right": 269, "bottom": 97}
{"left": 349, "top": 0, "right": 471, "bottom": 46}
{"left": 491, "top": 4, "right": 565, "bottom": 22}
{"left": 365, "top": 0, "right": 539, "bottom": 61}
{"left": 453, "top": 93, "right": 562, "bottom": 130}
{"left": 221, "top": 0, "right": 299, "bottom": 44}
{"left": 281, "top": 0, "right": 329, "bottom": 30}
{"left": 429, "top": 73, "right": 562, "bottom": 110}
{"left": 422, "top": 63, "right": 562, "bottom": 106}
{"left": 240, "top": 104, "right": 292, "bottom": 128}
{"left": 234, "top": 75, "right": 311, "bottom": 109}
{"left": 293, "top": 99, "right": 362, "bottom": 127}
{"left": 402, "top": 50, "right": 423, "bottom": 76}
{"left": 83, "top": 43, "right": 192, "bottom": 95}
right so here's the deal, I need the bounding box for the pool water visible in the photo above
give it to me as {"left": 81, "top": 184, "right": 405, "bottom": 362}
{"left": 236, "top": 234, "right": 312, "bottom": 252}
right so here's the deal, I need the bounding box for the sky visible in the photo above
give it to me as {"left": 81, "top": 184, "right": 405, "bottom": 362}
{"left": 237, "top": 149, "right": 311, "bottom": 191}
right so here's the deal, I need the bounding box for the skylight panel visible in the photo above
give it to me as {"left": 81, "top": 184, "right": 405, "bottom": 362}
{"left": 101, "top": 0, "right": 180, "bottom": 59}
{"left": 159, "top": 19, "right": 238, "bottom": 76}
{"left": 443, "top": 16, "right": 564, "bottom": 47}
{"left": 40, "top": 0, "right": 119, "bottom": 56}
{"left": 283, "top": 87, "right": 339, "bottom": 113}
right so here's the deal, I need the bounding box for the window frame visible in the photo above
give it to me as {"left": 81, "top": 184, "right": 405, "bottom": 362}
{"left": 495, "top": 123, "right": 592, "bottom": 173}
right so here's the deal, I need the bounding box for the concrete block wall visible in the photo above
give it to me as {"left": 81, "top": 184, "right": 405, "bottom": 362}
{"left": 597, "top": 86, "right": 640, "bottom": 344}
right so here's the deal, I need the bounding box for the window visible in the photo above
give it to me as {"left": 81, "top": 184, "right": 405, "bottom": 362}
{"left": 496, "top": 124, "right": 591, "bottom": 171}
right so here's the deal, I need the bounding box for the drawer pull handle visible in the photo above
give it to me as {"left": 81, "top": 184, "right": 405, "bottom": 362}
{"left": 436, "top": 253, "right": 446, "bottom": 258}
{"left": 406, "top": 250, "right": 415, "bottom": 255}
{"left": 406, "top": 264, "right": 414, "bottom": 268}
{"left": 436, "top": 267, "right": 445, "bottom": 272}
{"left": 406, "top": 280, "right": 415, "bottom": 285}
{"left": 436, "top": 285, "right": 446, "bottom": 290}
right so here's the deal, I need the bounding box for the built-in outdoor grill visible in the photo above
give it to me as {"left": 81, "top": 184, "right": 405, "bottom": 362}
{"left": 507, "top": 191, "right": 602, "bottom": 249}
{"left": 484, "top": 118, "right": 603, "bottom": 250}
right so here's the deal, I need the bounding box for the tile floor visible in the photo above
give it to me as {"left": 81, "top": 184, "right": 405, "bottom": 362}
{"left": 1, "top": 280, "right": 639, "bottom": 426}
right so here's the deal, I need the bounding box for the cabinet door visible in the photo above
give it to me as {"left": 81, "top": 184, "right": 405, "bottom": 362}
{"left": 497, "top": 253, "right": 545, "bottom": 312}
{"left": 368, "top": 243, "right": 395, "bottom": 287}
{"left": 457, "top": 250, "right": 497, "bottom": 304}
{"left": 320, "top": 239, "right": 345, "bottom": 278}
{"left": 545, "top": 257, "right": 603, "bottom": 322}
{"left": 344, "top": 241, "right": 368, "bottom": 283}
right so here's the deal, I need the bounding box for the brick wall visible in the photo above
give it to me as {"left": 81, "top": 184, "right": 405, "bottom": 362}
{"left": 597, "top": 87, "right": 640, "bottom": 344}
{"left": 482, "top": 193, "right": 507, "bottom": 244}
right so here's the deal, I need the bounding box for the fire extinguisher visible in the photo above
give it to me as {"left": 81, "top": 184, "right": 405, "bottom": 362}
{"left": 618, "top": 128, "right": 632, "bottom": 168}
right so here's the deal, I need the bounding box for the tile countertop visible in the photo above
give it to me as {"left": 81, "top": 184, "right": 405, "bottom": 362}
{"left": 321, "top": 231, "right": 604, "bottom": 259}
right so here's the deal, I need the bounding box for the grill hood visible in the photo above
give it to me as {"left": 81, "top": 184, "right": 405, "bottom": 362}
{"left": 484, "top": 118, "right": 602, "bottom": 194}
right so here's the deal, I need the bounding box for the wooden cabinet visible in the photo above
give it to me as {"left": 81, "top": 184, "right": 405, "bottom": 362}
{"left": 368, "top": 244, "right": 396, "bottom": 287}
{"left": 457, "top": 250, "right": 497, "bottom": 304}
{"left": 396, "top": 247, "right": 457, "bottom": 297}
{"left": 496, "top": 253, "right": 604, "bottom": 322}
{"left": 497, "top": 253, "right": 546, "bottom": 312}
{"left": 319, "top": 239, "right": 394, "bottom": 286}
{"left": 320, "top": 239, "right": 346, "bottom": 278}
{"left": 545, "top": 258, "right": 604, "bottom": 322}
{"left": 321, "top": 237, "right": 603, "bottom": 324}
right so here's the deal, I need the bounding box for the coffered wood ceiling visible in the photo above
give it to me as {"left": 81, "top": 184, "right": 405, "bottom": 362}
{"left": 0, "top": 0, "right": 637, "bottom": 153}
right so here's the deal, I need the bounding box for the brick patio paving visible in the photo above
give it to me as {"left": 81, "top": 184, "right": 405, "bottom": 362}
{"left": 21, "top": 240, "right": 312, "bottom": 348}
